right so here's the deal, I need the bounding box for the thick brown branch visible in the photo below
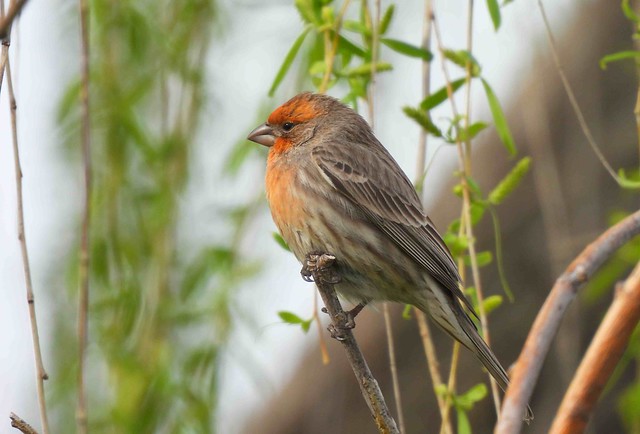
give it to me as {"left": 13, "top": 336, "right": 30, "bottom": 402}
{"left": 305, "top": 253, "right": 399, "bottom": 434}
{"left": 496, "top": 209, "right": 640, "bottom": 434}
{"left": 548, "top": 262, "right": 640, "bottom": 434}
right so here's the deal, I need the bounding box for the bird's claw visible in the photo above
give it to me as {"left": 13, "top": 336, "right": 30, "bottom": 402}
{"left": 301, "top": 252, "right": 341, "bottom": 284}
{"left": 326, "top": 310, "right": 359, "bottom": 341}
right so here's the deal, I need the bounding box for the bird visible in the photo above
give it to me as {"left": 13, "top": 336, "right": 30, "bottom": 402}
{"left": 247, "top": 92, "right": 532, "bottom": 421}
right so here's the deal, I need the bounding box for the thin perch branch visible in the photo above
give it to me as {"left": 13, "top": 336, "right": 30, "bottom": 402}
{"left": 548, "top": 262, "right": 640, "bottom": 434}
{"left": 10, "top": 413, "right": 38, "bottom": 434}
{"left": 305, "top": 253, "right": 399, "bottom": 434}
{"left": 0, "top": 0, "right": 28, "bottom": 39}
{"left": 496, "top": 209, "right": 640, "bottom": 434}
{"left": 7, "top": 55, "right": 51, "bottom": 434}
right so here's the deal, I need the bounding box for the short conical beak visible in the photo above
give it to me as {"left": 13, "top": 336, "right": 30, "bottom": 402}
{"left": 247, "top": 123, "right": 275, "bottom": 147}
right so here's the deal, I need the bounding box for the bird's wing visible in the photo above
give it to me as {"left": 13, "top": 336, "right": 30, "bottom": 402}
{"left": 312, "top": 141, "right": 477, "bottom": 318}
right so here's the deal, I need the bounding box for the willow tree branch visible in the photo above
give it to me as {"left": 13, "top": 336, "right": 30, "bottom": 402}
{"left": 305, "top": 253, "right": 399, "bottom": 434}
{"left": 0, "top": 0, "right": 27, "bottom": 39}
{"left": 10, "top": 413, "right": 38, "bottom": 434}
{"left": 496, "top": 209, "right": 640, "bottom": 434}
{"left": 548, "top": 262, "right": 640, "bottom": 434}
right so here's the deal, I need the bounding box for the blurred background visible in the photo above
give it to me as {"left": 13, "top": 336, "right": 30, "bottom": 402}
{"left": 0, "top": 0, "right": 639, "bottom": 433}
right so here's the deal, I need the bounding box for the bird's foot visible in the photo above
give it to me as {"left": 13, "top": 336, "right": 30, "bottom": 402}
{"left": 322, "top": 302, "right": 367, "bottom": 341}
{"left": 301, "top": 252, "right": 341, "bottom": 284}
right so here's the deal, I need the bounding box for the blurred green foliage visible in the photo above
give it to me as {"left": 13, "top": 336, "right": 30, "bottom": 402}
{"left": 52, "top": 0, "right": 260, "bottom": 432}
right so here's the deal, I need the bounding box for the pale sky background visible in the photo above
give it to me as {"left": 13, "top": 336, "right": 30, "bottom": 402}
{"left": 0, "top": 0, "right": 579, "bottom": 433}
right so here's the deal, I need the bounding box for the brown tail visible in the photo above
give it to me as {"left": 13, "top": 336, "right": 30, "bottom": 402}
{"left": 452, "top": 302, "right": 534, "bottom": 424}
{"left": 417, "top": 289, "right": 534, "bottom": 423}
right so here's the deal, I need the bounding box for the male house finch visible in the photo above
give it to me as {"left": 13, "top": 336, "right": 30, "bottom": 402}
{"left": 248, "top": 92, "right": 532, "bottom": 421}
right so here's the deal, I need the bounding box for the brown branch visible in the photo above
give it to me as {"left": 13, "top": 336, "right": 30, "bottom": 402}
{"left": 548, "top": 262, "right": 640, "bottom": 434}
{"left": 496, "top": 209, "right": 640, "bottom": 434}
{"left": 7, "top": 55, "right": 51, "bottom": 434}
{"left": 0, "top": 0, "right": 28, "bottom": 39}
{"left": 382, "top": 304, "right": 405, "bottom": 433}
{"left": 76, "top": 0, "right": 92, "bottom": 432}
{"left": 10, "top": 413, "right": 38, "bottom": 434}
{"left": 305, "top": 253, "right": 399, "bottom": 434}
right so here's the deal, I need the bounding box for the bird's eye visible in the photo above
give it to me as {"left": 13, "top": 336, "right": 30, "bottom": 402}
{"left": 282, "top": 122, "right": 295, "bottom": 132}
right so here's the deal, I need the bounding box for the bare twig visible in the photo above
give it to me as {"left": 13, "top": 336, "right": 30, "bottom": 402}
{"left": 318, "top": 0, "right": 351, "bottom": 94}
{"left": 537, "top": 0, "right": 621, "bottom": 184}
{"left": 548, "top": 262, "right": 640, "bottom": 434}
{"left": 414, "top": 308, "right": 453, "bottom": 434}
{"left": 383, "top": 304, "right": 405, "bottom": 433}
{"left": 496, "top": 209, "right": 640, "bottom": 434}
{"left": 414, "top": 0, "right": 433, "bottom": 195}
{"left": 432, "top": 7, "right": 501, "bottom": 414}
{"left": 76, "top": 0, "right": 92, "bottom": 432}
{"left": 10, "top": 413, "right": 38, "bottom": 434}
{"left": 7, "top": 54, "right": 51, "bottom": 434}
{"left": 306, "top": 253, "right": 399, "bottom": 434}
{"left": 0, "top": 0, "right": 27, "bottom": 39}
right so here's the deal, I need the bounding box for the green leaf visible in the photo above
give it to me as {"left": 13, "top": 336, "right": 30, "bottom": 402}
{"left": 464, "top": 251, "right": 493, "bottom": 267}
{"left": 488, "top": 157, "right": 532, "bottom": 205}
{"left": 380, "top": 4, "right": 395, "bottom": 34}
{"left": 300, "top": 319, "right": 313, "bottom": 333}
{"left": 381, "top": 38, "right": 432, "bottom": 60}
{"left": 459, "top": 383, "right": 488, "bottom": 407}
{"left": 343, "top": 20, "right": 370, "bottom": 36}
{"left": 268, "top": 26, "right": 312, "bottom": 97}
{"left": 337, "top": 35, "right": 366, "bottom": 58}
{"left": 402, "top": 304, "right": 413, "bottom": 320}
{"left": 403, "top": 106, "right": 442, "bottom": 137}
{"left": 295, "top": 0, "right": 321, "bottom": 25}
{"left": 278, "top": 311, "right": 305, "bottom": 324}
{"left": 420, "top": 78, "right": 466, "bottom": 111}
{"left": 622, "top": 0, "right": 640, "bottom": 24}
{"left": 459, "top": 121, "right": 489, "bottom": 142}
{"left": 341, "top": 62, "right": 392, "bottom": 77}
{"left": 443, "top": 49, "right": 481, "bottom": 76}
{"left": 617, "top": 168, "right": 640, "bottom": 190}
{"left": 457, "top": 409, "right": 472, "bottom": 434}
{"left": 272, "top": 232, "right": 291, "bottom": 251}
{"left": 486, "top": 0, "right": 501, "bottom": 30}
{"left": 600, "top": 51, "right": 640, "bottom": 69}
{"left": 481, "top": 78, "right": 516, "bottom": 155}
{"left": 482, "top": 294, "right": 503, "bottom": 315}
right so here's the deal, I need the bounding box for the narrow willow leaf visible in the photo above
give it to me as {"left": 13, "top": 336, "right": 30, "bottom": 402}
{"left": 420, "top": 78, "right": 466, "bottom": 110}
{"left": 380, "top": 4, "right": 395, "bottom": 34}
{"left": 459, "top": 383, "right": 488, "bottom": 406}
{"left": 278, "top": 311, "right": 305, "bottom": 324}
{"left": 295, "top": 0, "right": 320, "bottom": 24}
{"left": 272, "top": 232, "right": 291, "bottom": 251}
{"left": 617, "top": 169, "right": 640, "bottom": 189}
{"left": 403, "top": 106, "right": 442, "bottom": 137}
{"left": 481, "top": 78, "right": 516, "bottom": 155}
{"left": 300, "top": 319, "right": 313, "bottom": 333}
{"left": 342, "top": 61, "right": 392, "bottom": 76}
{"left": 622, "top": 0, "right": 640, "bottom": 23}
{"left": 457, "top": 409, "right": 472, "bottom": 434}
{"left": 268, "top": 26, "right": 312, "bottom": 97}
{"left": 489, "top": 207, "right": 515, "bottom": 301}
{"left": 343, "top": 20, "right": 370, "bottom": 36}
{"left": 486, "top": 0, "right": 501, "bottom": 30}
{"left": 482, "top": 294, "right": 503, "bottom": 315}
{"left": 488, "top": 157, "right": 531, "bottom": 205}
{"left": 337, "top": 35, "right": 366, "bottom": 58}
{"left": 443, "top": 49, "right": 481, "bottom": 76}
{"left": 381, "top": 38, "right": 432, "bottom": 60}
{"left": 458, "top": 121, "right": 488, "bottom": 142}
{"left": 600, "top": 51, "right": 640, "bottom": 69}
{"left": 464, "top": 250, "right": 493, "bottom": 267}
{"left": 402, "top": 304, "right": 413, "bottom": 320}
